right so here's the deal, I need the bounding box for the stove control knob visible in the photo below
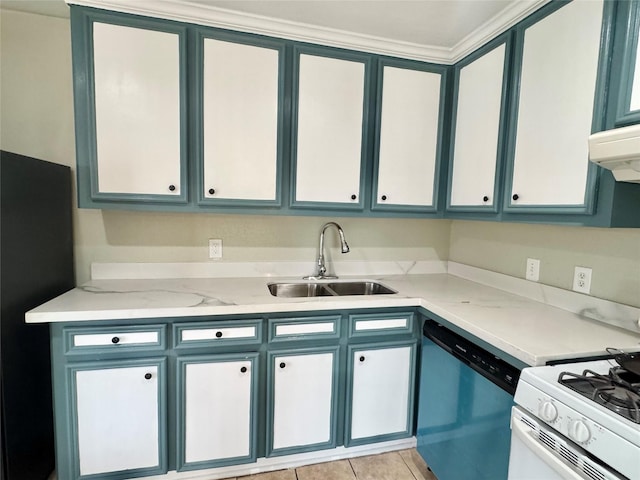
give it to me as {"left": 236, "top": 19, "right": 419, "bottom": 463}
{"left": 539, "top": 401, "right": 558, "bottom": 423}
{"left": 568, "top": 419, "right": 591, "bottom": 444}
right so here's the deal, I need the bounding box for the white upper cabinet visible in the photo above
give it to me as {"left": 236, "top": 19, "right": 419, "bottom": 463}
{"left": 374, "top": 63, "right": 443, "bottom": 211}
{"left": 507, "top": 0, "right": 604, "bottom": 210}
{"left": 449, "top": 42, "right": 507, "bottom": 210}
{"left": 92, "top": 21, "right": 185, "bottom": 199}
{"left": 292, "top": 50, "right": 368, "bottom": 208}
{"left": 200, "top": 37, "right": 282, "bottom": 204}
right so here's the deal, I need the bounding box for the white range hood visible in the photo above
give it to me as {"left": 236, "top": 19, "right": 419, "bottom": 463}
{"left": 588, "top": 124, "right": 640, "bottom": 183}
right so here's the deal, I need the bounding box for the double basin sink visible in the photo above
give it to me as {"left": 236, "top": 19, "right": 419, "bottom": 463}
{"left": 268, "top": 281, "right": 397, "bottom": 297}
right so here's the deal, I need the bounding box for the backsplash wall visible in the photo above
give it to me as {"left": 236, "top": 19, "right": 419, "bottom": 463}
{"left": 2, "top": 8, "right": 638, "bottom": 307}
{"left": 450, "top": 221, "right": 640, "bottom": 308}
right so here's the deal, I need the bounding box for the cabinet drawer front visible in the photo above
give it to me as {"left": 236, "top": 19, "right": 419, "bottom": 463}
{"left": 268, "top": 316, "right": 341, "bottom": 343}
{"left": 348, "top": 312, "right": 414, "bottom": 337}
{"left": 174, "top": 320, "right": 262, "bottom": 348}
{"left": 64, "top": 325, "right": 166, "bottom": 355}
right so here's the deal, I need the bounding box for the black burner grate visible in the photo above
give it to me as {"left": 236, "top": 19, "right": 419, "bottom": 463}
{"left": 558, "top": 368, "right": 640, "bottom": 424}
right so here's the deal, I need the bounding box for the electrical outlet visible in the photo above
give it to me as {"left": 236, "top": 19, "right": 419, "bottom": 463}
{"left": 572, "top": 266, "right": 592, "bottom": 294}
{"left": 526, "top": 258, "right": 540, "bottom": 282}
{"left": 208, "top": 239, "right": 222, "bottom": 259}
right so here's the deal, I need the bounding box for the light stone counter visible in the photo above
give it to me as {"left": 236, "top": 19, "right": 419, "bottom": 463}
{"left": 26, "top": 261, "right": 640, "bottom": 367}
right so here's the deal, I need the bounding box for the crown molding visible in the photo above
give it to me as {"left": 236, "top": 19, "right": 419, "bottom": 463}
{"left": 449, "top": 0, "right": 550, "bottom": 63}
{"left": 66, "top": 0, "right": 550, "bottom": 64}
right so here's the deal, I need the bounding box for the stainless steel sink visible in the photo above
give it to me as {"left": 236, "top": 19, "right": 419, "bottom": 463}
{"left": 325, "top": 281, "right": 397, "bottom": 296}
{"left": 267, "top": 283, "right": 335, "bottom": 297}
{"left": 267, "top": 281, "right": 397, "bottom": 297}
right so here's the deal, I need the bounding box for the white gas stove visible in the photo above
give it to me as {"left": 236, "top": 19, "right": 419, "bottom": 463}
{"left": 510, "top": 359, "right": 640, "bottom": 480}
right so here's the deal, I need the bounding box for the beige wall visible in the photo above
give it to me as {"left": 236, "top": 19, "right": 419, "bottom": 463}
{"left": 0, "top": 9, "right": 450, "bottom": 284}
{"left": 450, "top": 221, "right": 640, "bottom": 307}
{"left": 2, "top": 9, "right": 639, "bottom": 307}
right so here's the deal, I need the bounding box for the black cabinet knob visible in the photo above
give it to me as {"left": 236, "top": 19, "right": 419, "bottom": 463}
{"left": 279, "top": 362, "right": 286, "bottom": 369}
{"left": 381, "top": 195, "right": 387, "bottom": 201}
{"left": 215, "top": 331, "right": 223, "bottom": 338}
{"left": 351, "top": 194, "right": 357, "bottom": 200}
{"left": 111, "top": 337, "right": 120, "bottom": 344}
{"left": 144, "top": 373, "right": 152, "bottom": 380}
{"left": 240, "top": 366, "right": 247, "bottom": 373}
{"left": 169, "top": 184, "right": 176, "bottom": 192}
{"left": 208, "top": 188, "right": 215, "bottom": 195}
{"left": 359, "top": 356, "right": 365, "bottom": 362}
{"left": 483, "top": 196, "right": 489, "bottom": 202}
{"left": 512, "top": 194, "right": 519, "bottom": 201}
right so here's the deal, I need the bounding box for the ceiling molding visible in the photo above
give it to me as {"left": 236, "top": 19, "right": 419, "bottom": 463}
{"left": 66, "top": 0, "right": 550, "bottom": 64}
{"left": 449, "top": 0, "right": 550, "bottom": 63}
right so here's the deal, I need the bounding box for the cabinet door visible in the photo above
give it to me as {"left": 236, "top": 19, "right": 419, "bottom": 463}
{"left": 613, "top": 0, "right": 640, "bottom": 126}
{"left": 374, "top": 63, "right": 444, "bottom": 211}
{"left": 178, "top": 354, "right": 258, "bottom": 470}
{"left": 292, "top": 49, "right": 369, "bottom": 209}
{"left": 346, "top": 342, "right": 416, "bottom": 446}
{"left": 267, "top": 347, "right": 339, "bottom": 455}
{"left": 71, "top": 359, "right": 166, "bottom": 477}
{"left": 199, "top": 34, "right": 283, "bottom": 205}
{"left": 448, "top": 40, "right": 508, "bottom": 211}
{"left": 89, "top": 19, "right": 186, "bottom": 202}
{"left": 506, "top": 1, "right": 604, "bottom": 211}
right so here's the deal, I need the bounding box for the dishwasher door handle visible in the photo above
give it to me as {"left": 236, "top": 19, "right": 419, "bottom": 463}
{"left": 511, "top": 416, "right": 584, "bottom": 480}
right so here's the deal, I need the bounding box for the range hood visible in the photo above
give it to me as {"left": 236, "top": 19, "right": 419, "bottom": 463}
{"left": 588, "top": 124, "right": 640, "bottom": 183}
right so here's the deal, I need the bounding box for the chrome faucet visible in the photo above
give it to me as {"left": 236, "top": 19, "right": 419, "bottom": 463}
{"left": 304, "top": 222, "right": 350, "bottom": 280}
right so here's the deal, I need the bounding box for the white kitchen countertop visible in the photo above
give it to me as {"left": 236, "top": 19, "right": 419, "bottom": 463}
{"left": 26, "top": 262, "right": 640, "bottom": 367}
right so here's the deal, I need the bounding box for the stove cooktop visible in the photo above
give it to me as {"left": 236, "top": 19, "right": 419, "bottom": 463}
{"left": 559, "top": 366, "right": 640, "bottom": 424}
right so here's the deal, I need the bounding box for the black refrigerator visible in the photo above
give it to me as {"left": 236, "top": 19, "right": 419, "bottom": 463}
{"left": 1, "top": 151, "right": 75, "bottom": 480}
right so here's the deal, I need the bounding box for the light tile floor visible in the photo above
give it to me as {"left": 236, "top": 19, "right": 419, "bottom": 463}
{"left": 225, "top": 449, "right": 438, "bottom": 480}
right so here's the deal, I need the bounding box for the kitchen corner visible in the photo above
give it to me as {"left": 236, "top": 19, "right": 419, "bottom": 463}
{"left": 28, "top": 260, "right": 640, "bottom": 368}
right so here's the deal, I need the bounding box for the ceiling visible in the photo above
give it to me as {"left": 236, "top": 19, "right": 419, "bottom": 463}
{"left": 0, "top": 0, "right": 547, "bottom": 62}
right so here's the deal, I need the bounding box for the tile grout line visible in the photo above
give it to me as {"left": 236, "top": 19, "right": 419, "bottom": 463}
{"left": 347, "top": 457, "right": 359, "bottom": 479}
{"left": 399, "top": 451, "right": 420, "bottom": 480}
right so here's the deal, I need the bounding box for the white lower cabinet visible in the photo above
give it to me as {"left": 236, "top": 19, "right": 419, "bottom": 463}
{"left": 177, "top": 353, "right": 258, "bottom": 470}
{"left": 267, "top": 347, "right": 339, "bottom": 455}
{"left": 71, "top": 359, "right": 167, "bottom": 478}
{"left": 346, "top": 342, "right": 416, "bottom": 445}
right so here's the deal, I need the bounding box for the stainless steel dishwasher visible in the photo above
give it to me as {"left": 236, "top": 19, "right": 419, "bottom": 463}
{"left": 416, "top": 319, "right": 521, "bottom": 480}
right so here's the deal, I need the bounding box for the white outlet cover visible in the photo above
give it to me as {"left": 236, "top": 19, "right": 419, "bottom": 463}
{"left": 208, "top": 239, "right": 223, "bottom": 259}
{"left": 572, "top": 266, "right": 592, "bottom": 294}
{"left": 526, "top": 258, "right": 540, "bottom": 282}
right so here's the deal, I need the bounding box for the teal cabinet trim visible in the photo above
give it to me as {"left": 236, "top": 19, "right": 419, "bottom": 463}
{"left": 63, "top": 324, "right": 166, "bottom": 355}
{"left": 370, "top": 57, "right": 449, "bottom": 214}
{"left": 502, "top": 0, "right": 602, "bottom": 217}
{"left": 175, "top": 352, "right": 260, "bottom": 471}
{"left": 265, "top": 345, "right": 341, "bottom": 457}
{"left": 173, "top": 318, "right": 262, "bottom": 349}
{"left": 445, "top": 33, "right": 513, "bottom": 215}
{"left": 65, "top": 357, "right": 168, "bottom": 480}
{"left": 343, "top": 340, "right": 417, "bottom": 447}
{"left": 288, "top": 44, "right": 372, "bottom": 212}
{"left": 70, "top": 7, "right": 189, "bottom": 207}
{"left": 614, "top": 0, "right": 640, "bottom": 126}
{"left": 347, "top": 311, "right": 414, "bottom": 339}
{"left": 192, "top": 28, "right": 287, "bottom": 208}
{"left": 267, "top": 315, "right": 341, "bottom": 343}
